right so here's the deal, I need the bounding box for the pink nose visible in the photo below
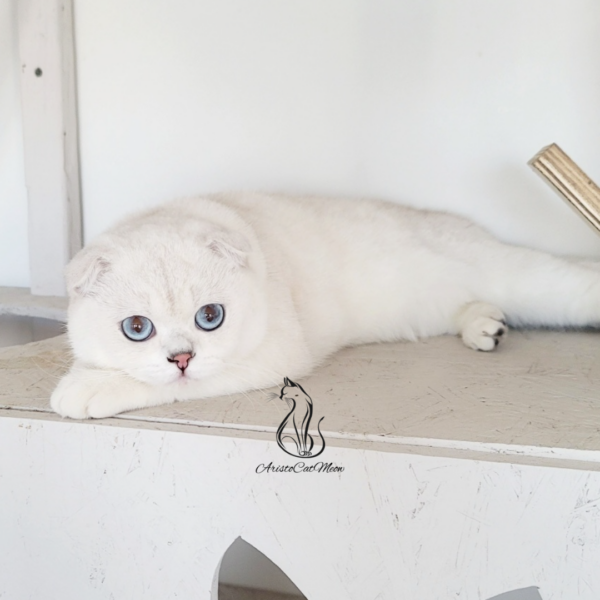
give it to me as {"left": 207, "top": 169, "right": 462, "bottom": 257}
{"left": 168, "top": 352, "right": 193, "bottom": 371}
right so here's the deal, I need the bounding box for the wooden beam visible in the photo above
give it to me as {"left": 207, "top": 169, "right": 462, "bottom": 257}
{"left": 17, "top": 0, "right": 82, "bottom": 296}
{"left": 529, "top": 143, "right": 600, "bottom": 234}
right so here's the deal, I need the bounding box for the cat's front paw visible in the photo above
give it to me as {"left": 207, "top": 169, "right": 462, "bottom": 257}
{"left": 50, "top": 367, "right": 151, "bottom": 419}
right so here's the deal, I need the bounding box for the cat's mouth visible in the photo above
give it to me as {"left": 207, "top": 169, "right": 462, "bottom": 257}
{"left": 156, "top": 368, "right": 194, "bottom": 385}
{"left": 167, "top": 364, "right": 219, "bottom": 384}
{"left": 173, "top": 371, "right": 193, "bottom": 384}
{"left": 145, "top": 357, "right": 222, "bottom": 386}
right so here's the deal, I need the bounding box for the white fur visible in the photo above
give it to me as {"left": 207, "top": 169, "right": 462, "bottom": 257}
{"left": 51, "top": 192, "right": 600, "bottom": 418}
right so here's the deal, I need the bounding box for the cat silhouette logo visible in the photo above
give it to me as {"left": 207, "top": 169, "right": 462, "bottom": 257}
{"left": 274, "top": 377, "right": 325, "bottom": 458}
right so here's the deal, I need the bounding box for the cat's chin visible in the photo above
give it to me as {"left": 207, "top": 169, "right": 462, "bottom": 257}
{"left": 171, "top": 374, "right": 195, "bottom": 386}
{"left": 166, "top": 371, "right": 215, "bottom": 388}
{"left": 119, "top": 372, "right": 196, "bottom": 389}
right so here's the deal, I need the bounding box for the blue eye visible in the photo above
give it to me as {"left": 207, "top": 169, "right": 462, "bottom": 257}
{"left": 195, "top": 304, "right": 225, "bottom": 331}
{"left": 121, "top": 316, "right": 154, "bottom": 341}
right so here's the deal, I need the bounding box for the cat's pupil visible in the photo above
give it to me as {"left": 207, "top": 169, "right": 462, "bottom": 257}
{"left": 132, "top": 317, "right": 143, "bottom": 333}
{"left": 204, "top": 306, "right": 216, "bottom": 322}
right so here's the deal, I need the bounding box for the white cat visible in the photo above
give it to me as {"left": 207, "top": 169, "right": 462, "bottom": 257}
{"left": 51, "top": 192, "right": 600, "bottom": 419}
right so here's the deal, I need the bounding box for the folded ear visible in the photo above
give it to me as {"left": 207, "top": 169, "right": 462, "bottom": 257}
{"left": 65, "top": 245, "right": 111, "bottom": 297}
{"left": 207, "top": 230, "right": 250, "bottom": 268}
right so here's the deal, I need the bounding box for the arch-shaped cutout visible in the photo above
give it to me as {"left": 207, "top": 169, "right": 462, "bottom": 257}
{"left": 214, "top": 537, "right": 307, "bottom": 600}
{"left": 0, "top": 314, "right": 65, "bottom": 348}
{"left": 486, "top": 587, "right": 543, "bottom": 600}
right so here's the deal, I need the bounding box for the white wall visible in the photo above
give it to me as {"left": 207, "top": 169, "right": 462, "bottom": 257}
{"left": 0, "top": 0, "right": 30, "bottom": 287}
{"left": 74, "top": 0, "right": 600, "bottom": 257}
{"left": 2, "top": 1, "right": 600, "bottom": 288}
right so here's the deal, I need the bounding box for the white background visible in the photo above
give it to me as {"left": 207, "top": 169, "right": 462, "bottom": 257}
{"left": 2, "top": 1, "right": 600, "bottom": 290}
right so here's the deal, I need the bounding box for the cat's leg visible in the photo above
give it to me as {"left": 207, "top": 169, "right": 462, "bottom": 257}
{"left": 51, "top": 362, "right": 169, "bottom": 419}
{"left": 444, "top": 249, "right": 600, "bottom": 351}
{"left": 479, "top": 248, "right": 600, "bottom": 329}
{"left": 455, "top": 301, "right": 507, "bottom": 351}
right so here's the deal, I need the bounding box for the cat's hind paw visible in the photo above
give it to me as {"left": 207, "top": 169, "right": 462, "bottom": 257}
{"left": 456, "top": 301, "right": 508, "bottom": 352}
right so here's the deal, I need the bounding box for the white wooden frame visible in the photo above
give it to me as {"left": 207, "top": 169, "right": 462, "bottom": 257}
{"left": 17, "top": 0, "right": 82, "bottom": 297}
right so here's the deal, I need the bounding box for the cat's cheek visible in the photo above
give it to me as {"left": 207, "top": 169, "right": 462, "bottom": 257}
{"left": 67, "top": 300, "right": 108, "bottom": 357}
{"left": 226, "top": 303, "right": 268, "bottom": 358}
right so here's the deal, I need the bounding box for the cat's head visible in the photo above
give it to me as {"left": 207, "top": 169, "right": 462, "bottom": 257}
{"left": 65, "top": 215, "right": 268, "bottom": 386}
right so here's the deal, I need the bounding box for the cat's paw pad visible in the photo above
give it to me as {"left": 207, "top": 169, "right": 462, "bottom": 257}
{"left": 462, "top": 315, "right": 507, "bottom": 351}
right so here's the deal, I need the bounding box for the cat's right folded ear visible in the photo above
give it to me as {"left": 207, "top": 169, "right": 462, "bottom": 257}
{"left": 206, "top": 230, "right": 251, "bottom": 268}
{"left": 65, "top": 245, "right": 111, "bottom": 297}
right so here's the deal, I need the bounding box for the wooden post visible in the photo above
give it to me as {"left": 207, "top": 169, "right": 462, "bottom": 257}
{"left": 529, "top": 143, "right": 600, "bottom": 234}
{"left": 17, "top": 0, "right": 82, "bottom": 296}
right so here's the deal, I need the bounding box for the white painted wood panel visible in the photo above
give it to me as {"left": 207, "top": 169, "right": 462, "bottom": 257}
{"left": 0, "top": 286, "right": 68, "bottom": 321}
{"left": 0, "top": 416, "right": 598, "bottom": 599}
{"left": 0, "top": 0, "right": 29, "bottom": 288}
{"left": 17, "top": 0, "right": 82, "bottom": 296}
{"left": 2, "top": 329, "right": 600, "bottom": 597}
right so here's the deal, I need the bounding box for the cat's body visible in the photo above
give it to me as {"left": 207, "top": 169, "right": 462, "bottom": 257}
{"left": 51, "top": 192, "right": 600, "bottom": 419}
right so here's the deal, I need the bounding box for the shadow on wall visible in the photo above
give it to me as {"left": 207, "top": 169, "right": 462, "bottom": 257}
{"left": 487, "top": 587, "right": 543, "bottom": 600}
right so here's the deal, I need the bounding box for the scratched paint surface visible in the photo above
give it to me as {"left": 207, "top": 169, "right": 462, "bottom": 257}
{"left": 0, "top": 418, "right": 598, "bottom": 599}
{"left": 1, "top": 330, "right": 600, "bottom": 455}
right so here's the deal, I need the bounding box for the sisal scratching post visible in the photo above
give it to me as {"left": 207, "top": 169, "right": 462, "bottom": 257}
{"left": 529, "top": 143, "right": 600, "bottom": 232}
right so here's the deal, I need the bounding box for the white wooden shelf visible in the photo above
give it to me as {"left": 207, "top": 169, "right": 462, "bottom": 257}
{"left": 1, "top": 331, "right": 599, "bottom": 599}
{"left": 2, "top": 329, "right": 600, "bottom": 467}
{"left": 0, "top": 286, "right": 68, "bottom": 321}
